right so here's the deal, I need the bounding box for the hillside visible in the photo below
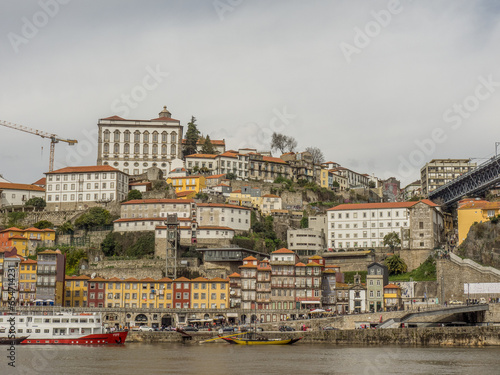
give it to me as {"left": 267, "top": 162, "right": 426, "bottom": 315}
{"left": 458, "top": 220, "right": 500, "bottom": 269}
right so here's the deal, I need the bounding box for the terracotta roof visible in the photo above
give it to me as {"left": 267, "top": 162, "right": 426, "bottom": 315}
{"left": 232, "top": 190, "right": 242, "bottom": 193}
{"left": 206, "top": 174, "right": 226, "bottom": 179}
{"left": 262, "top": 156, "right": 287, "bottom": 164}
{"left": 458, "top": 200, "right": 500, "bottom": 210}
{"left": 295, "top": 262, "right": 306, "bottom": 267}
{"left": 384, "top": 284, "right": 401, "bottom": 289}
{"left": 218, "top": 152, "right": 238, "bottom": 158}
{"left": 100, "top": 115, "right": 126, "bottom": 120}
{"left": 243, "top": 256, "right": 257, "bottom": 261}
{"left": 228, "top": 272, "right": 240, "bottom": 278}
{"left": 108, "top": 277, "right": 122, "bottom": 281}
{"left": 8, "top": 235, "right": 26, "bottom": 240}
{"left": 90, "top": 276, "right": 107, "bottom": 282}
{"left": 239, "top": 263, "right": 258, "bottom": 269}
{"left": 140, "top": 277, "right": 156, "bottom": 282}
{"left": 157, "top": 277, "right": 173, "bottom": 282}
{"left": 272, "top": 248, "right": 295, "bottom": 254}
{"left": 170, "top": 167, "right": 187, "bottom": 172}
{"left": 197, "top": 203, "right": 250, "bottom": 210}
{"left": 124, "top": 277, "right": 139, "bottom": 282}
{"left": 174, "top": 277, "right": 190, "bottom": 282}
{"left": 327, "top": 200, "right": 438, "bottom": 211}
{"left": 215, "top": 183, "right": 230, "bottom": 187}
{"left": 192, "top": 277, "right": 209, "bottom": 282}
{"left": 197, "top": 226, "right": 234, "bottom": 231}
{"left": 122, "top": 198, "right": 194, "bottom": 205}
{"left": 66, "top": 275, "right": 90, "bottom": 280}
{"left": 46, "top": 165, "right": 120, "bottom": 175}
{"left": 262, "top": 194, "right": 280, "bottom": 198}
{"left": 306, "top": 262, "right": 322, "bottom": 267}
{"left": 185, "top": 153, "right": 217, "bottom": 159}
{"left": 210, "top": 277, "right": 228, "bottom": 282}
{"left": 32, "top": 177, "right": 46, "bottom": 186}
{"left": 0, "top": 227, "right": 24, "bottom": 233}
{"left": 150, "top": 117, "right": 180, "bottom": 122}
{"left": 0, "top": 182, "right": 44, "bottom": 192}
{"left": 21, "top": 259, "right": 37, "bottom": 264}
{"left": 182, "top": 139, "right": 225, "bottom": 146}
{"left": 0, "top": 246, "right": 17, "bottom": 253}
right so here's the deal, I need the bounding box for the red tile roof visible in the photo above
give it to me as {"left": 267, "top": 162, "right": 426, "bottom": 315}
{"left": 262, "top": 156, "right": 287, "bottom": 164}
{"left": 228, "top": 272, "right": 240, "bottom": 278}
{"left": 32, "top": 177, "right": 46, "bottom": 186}
{"left": 218, "top": 152, "right": 238, "bottom": 158}
{"left": 458, "top": 200, "right": 500, "bottom": 210}
{"left": 197, "top": 203, "right": 250, "bottom": 210}
{"left": 206, "top": 174, "right": 226, "bottom": 179}
{"left": 8, "top": 235, "right": 26, "bottom": 240}
{"left": 182, "top": 139, "right": 225, "bottom": 146}
{"left": 150, "top": 117, "right": 180, "bottom": 122}
{"left": 0, "top": 227, "right": 24, "bottom": 233}
{"left": 185, "top": 153, "right": 218, "bottom": 159}
{"left": 272, "top": 248, "right": 295, "bottom": 254}
{"left": 210, "top": 277, "right": 228, "bottom": 282}
{"left": 174, "top": 277, "right": 190, "bottom": 282}
{"left": 21, "top": 259, "right": 37, "bottom": 264}
{"left": 46, "top": 165, "right": 120, "bottom": 174}
{"left": 101, "top": 115, "right": 126, "bottom": 121}
{"left": 122, "top": 198, "right": 194, "bottom": 205}
{"left": 384, "top": 284, "right": 401, "bottom": 289}
{"left": 243, "top": 256, "right": 257, "bottom": 261}
{"left": 0, "top": 182, "right": 44, "bottom": 192}
{"left": 327, "top": 200, "right": 438, "bottom": 211}
{"left": 262, "top": 194, "right": 280, "bottom": 198}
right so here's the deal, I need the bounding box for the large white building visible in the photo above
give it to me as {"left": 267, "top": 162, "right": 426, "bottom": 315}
{"left": 197, "top": 203, "right": 251, "bottom": 232}
{"left": 326, "top": 200, "right": 443, "bottom": 250}
{"left": 44, "top": 166, "right": 129, "bottom": 211}
{"left": 97, "top": 106, "right": 183, "bottom": 176}
{"left": 0, "top": 182, "right": 45, "bottom": 208}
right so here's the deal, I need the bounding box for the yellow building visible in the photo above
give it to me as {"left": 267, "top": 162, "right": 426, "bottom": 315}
{"left": 383, "top": 284, "right": 402, "bottom": 311}
{"left": 208, "top": 277, "right": 229, "bottom": 309}
{"left": 167, "top": 175, "right": 206, "bottom": 195}
{"left": 320, "top": 168, "right": 329, "bottom": 189}
{"left": 23, "top": 228, "right": 56, "bottom": 255}
{"left": 103, "top": 277, "right": 174, "bottom": 309}
{"left": 65, "top": 275, "right": 89, "bottom": 307}
{"left": 19, "top": 258, "right": 37, "bottom": 305}
{"left": 0, "top": 228, "right": 28, "bottom": 256}
{"left": 458, "top": 199, "right": 500, "bottom": 245}
{"left": 191, "top": 277, "right": 210, "bottom": 308}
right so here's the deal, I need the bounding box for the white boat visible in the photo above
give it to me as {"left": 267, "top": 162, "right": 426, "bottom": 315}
{"left": 0, "top": 311, "right": 127, "bottom": 345}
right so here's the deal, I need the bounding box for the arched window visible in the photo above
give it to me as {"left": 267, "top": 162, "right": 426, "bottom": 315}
{"left": 103, "top": 130, "right": 110, "bottom": 142}
{"left": 152, "top": 144, "right": 158, "bottom": 154}
{"left": 171, "top": 132, "right": 177, "bottom": 143}
{"left": 124, "top": 143, "right": 130, "bottom": 154}
{"left": 103, "top": 143, "right": 109, "bottom": 153}
{"left": 152, "top": 131, "right": 158, "bottom": 143}
{"left": 124, "top": 130, "right": 130, "bottom": 142}
{"left": 114, "top": 143, "right": 119, "bottom": 154}
{"left": 114, "top": 130, "right": 120, "bottom": 142}
{"left": 134, "top": 131, "right": 140, "bottom": 142}
{"left": 134, "top": 143, "right": 140, "bottom": 154}
{"left": 143, "top": 144, "right": 149, "bottom": 154}
{"left": 171, "top": 145, "right": 176, "bottom": 155}
{"left": 143, "top": 131, "right": 149, "bottom": 143}
{"left": 162, "top": 131, "right": 167, "bottom": 142}
{"left": 161, "top": 144, "right": 167, "bottom": 154}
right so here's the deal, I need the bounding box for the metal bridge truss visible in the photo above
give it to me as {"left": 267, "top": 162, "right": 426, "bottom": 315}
{"left": 429, "top": 155, "right": 500, "bottom": 207}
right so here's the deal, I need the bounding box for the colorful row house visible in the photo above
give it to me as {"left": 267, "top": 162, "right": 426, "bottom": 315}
{"left": 0, "top": 227, "right": 55, "bottom": 257}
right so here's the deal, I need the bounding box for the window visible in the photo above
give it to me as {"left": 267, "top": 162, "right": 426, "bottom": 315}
{"left": 419, "top": 222, "right": 424, "bottom": 229}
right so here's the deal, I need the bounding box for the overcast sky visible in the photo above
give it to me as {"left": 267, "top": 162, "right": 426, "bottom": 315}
{"left": 1, "top": 0, "right": 499, "bottom": 186}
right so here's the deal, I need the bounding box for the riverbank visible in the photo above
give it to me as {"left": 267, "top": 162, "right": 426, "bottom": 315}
{"left": 126, "top": 326, "right": 500, "bottom": 346}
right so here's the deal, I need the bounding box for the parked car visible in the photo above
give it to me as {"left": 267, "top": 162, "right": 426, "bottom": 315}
{"left": 138, "top": 326, "right": 153, "bottom": 332}
{"left": 222, "top": 327, "right": 237, "bottom": 332}
{"left": 279, "top": 326, "right": 295, "bottom": 332}
{"left": 479, "top": 298, "right": 487, "bottom": 304}
{"left": 182, "top": 326, "right": 199, "bottom": 332}
{"left": 449, "top": 300, "right": 464, "bottom": 305}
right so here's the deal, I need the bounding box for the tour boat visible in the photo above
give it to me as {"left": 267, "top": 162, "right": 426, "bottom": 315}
{"left": 0, "top": 312, "right": 127, "bottom": 345}
{"left": 219, "top": 333, "right": 302, "bottom": 345}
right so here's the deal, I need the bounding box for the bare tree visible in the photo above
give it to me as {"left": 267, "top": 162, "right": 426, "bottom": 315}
{"left": 306, "top": 146, "right": 325, "bottom": 164}
{"left": 271, "top": 132, "right": 297, "bottom": 154}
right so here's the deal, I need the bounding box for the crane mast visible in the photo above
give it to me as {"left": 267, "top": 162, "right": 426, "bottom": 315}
{"left": 0, "top": 120, "right": 77, "bottom": 171}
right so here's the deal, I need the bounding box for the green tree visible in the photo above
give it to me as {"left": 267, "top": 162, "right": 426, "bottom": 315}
{"left": 368, "top": 181, "right": 376, "bottom": 188}
{"left": 383, "top": 232, "right": 401, "bottom": 250}
{"left": 200, "top": 135, "right": 216, "bottom": 154}
{"left": 385, "top": 254, "right": 408, "bottom": 275}
{"left": 74, "top": 207, "right": 112, "bottom": 231}
{"left": 300, "top": 210, "right": 308, "bottom": 228}
{"left": 127, "top": 189, "right": 142, "bottom": 201}
{"left": 332, "top": 181, "right": 340, "bottom": 188}
{"left": 33, "top": 220, "right": 53, "bottom": 229}
{"left": 7, "top": 211, "right": 27, "bottom": 227}
{"left": 183, "top": 116, "right": 199, "bottom": 157}
{"left": 57, "top": 221, "right": 74, "bottom": 235}
{"left": 101, "top": 232, "right": 119, "bottom": 257}
{"left": 226, "top": 173, "right": 237, "bottom": 180}
{"left": 24, "top": 197, "right": 46, "bottom": 209}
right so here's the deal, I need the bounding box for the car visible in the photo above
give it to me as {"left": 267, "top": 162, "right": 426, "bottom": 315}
{"left": 222, "top": 327, "right": 237, "bottom": 332}
{"left": 479, "top": 298, "right": 487, "bottom": 304}
{"left": 182, "top": 326, "right": 199, "bottom": 332}
{"left": 279, "top": 326, "right": 295, "bottom": 332}
{"left": 323, "top": 326, "right": 338, "bottom": 331}
{"left": 449, "top": 300, "right": 464, "bottom": 305}
{"left": 138, "top": 326, "right": 153, "bottom": 332}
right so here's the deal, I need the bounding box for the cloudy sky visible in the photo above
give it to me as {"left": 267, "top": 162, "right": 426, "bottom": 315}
{"left": 1, "top": 0, "right": 499, "bottom": 186}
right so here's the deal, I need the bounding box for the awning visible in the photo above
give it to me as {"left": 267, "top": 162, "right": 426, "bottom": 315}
{"left": 188, "top": 319, "right": 213, "bottom": 323}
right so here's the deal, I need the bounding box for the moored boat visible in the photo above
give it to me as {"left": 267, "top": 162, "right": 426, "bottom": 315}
{"left": 0, "top": 336, "right": 28, "bottom": 345}
{"left": 219, "top": 334, "right": 302, "bottom": 345}
{"left": 0, "top": 312, "right": 127, "bottom": 345}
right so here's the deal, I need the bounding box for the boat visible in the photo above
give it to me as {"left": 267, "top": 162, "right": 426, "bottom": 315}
{"left": 219, "top": 333, "right": 302, "bottom": 345}
{"left": 0, "top": 336, "right": 28, "bottom": 345}
{"left": 0, "top": 312, "right": 127, "bottom": 345}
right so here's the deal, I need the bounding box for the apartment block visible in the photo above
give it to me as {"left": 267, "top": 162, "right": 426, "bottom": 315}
{"left": 420, "top": 159, "right": 476, "bottom": 196}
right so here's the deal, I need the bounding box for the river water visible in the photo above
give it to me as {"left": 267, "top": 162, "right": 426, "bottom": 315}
{"left": 3, "top": 343, "right": 500, "bottom": 375}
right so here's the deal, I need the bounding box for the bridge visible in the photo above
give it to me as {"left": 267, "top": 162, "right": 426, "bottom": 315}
{"left": 378, "top": 304, "right": 489, "bottom": 328}
{"left": 429, "top": 155, "right": 500, "bottom": 207}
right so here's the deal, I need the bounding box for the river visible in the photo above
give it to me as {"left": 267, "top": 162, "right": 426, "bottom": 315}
{"left": 3, "top": 343, "right": 500, "bottom": 375}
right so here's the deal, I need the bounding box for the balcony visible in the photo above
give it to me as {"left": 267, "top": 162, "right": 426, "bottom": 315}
{"left": 37, "top": 269, "right": 56, "bottom": 275}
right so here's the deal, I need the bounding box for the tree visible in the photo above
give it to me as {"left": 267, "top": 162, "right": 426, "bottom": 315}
{"left": 305, "top": 147, "right": 325, "bottom": 165}
{"left": 383, "top": 232, "right": 401, "bottom": 251}
{"left": 57, "top": 221, "right": 74, "bottom": 235}
{"left": 385, "top": 254, "right": 408, "bottom": 275}
{"left": 74, "top": 207, "right": 112, "bottom": 231}
{"left": 127, "top": 189, "right": 142, "bottom": 201}
{"left": 183, "top": 116, "right": 199, "bottom": 157}
{"left": 33, "top": 220, "right": 53, "bottom": 229}
{"left": 226, "top": 173, "right": 237, "bottom": 180}
{"left": 200, "top": 135, "right": 216, "bottom": 154}
{"left": 271, "top": 132, "right": 297, "bottom": 154}
{"left": 24, "top": 197, "right": 46, "bottom": 209}
{"left": 368, "top": 181, "right": 376, "bottom": 188}
{"left": 7, "top": 211, "right": 27, "bottom": 227}
{"left": 101, "top": 232, "right": 119, "bottom": 257}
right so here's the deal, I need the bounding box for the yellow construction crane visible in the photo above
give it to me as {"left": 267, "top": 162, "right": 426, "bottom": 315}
{"left": 0, "top": 119, "right": 77, "bottom": 172}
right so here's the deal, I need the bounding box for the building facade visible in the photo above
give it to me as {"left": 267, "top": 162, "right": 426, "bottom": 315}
{"left": 0, "top": 182, "right": 45, "bottom": 208}
{"left": 420, "top": 159, "right": 477, "bottom": 197}
{"left": 97, "top": 106, "right": 183, "bottom": 176}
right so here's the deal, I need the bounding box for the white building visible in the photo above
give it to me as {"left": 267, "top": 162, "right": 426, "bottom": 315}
{"left": 217, "top": 152, "right": 249, "bottom": 180}
{"left": 119, "top": 198, "right": 196, "bottom": 220}
{"left": 327, "top": 200, "right": 442, "bottom": 250}
{"left": 260, "top": 194, "right": 282, "bottom": 216}
{"left": 97, "top": 106, "right": 183, "bottom": 176}
{"left": 44, "top": 166, "right": 129, "bottom": 211}
{"left": 0, "top": 182, "right": 45, "bottom": 208}
{"left": 197, "top": 203, "right": 251, "bottom": 232}
{"left": 331, "top": 167, "right": 369, "bottom": 188}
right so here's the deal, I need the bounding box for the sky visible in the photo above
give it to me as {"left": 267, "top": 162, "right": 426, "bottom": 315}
{"left": 1, "top": 0, "right": 500, "bottom": 186}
